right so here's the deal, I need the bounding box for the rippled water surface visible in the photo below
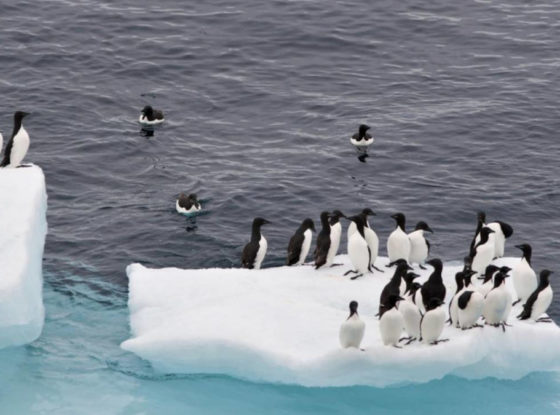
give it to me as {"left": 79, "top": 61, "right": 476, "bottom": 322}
{"left": 1, "top": 0, "right": 560, "bottom": 412}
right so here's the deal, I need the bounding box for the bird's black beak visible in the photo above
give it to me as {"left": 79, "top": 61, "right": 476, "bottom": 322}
{"left": 426, "top": 225, "right": 434, "bottom": 233}
{"left": 514, "top": 245, "right": 523, "bottom": 250}
{"left": 406, "top": 263, "right": 413, "bottom": 270}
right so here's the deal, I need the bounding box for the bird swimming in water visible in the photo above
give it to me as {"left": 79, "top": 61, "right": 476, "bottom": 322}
{"left": 176, "top": 193, "right": 201, "bottom": 215}
{"left": 139, "top": 105, "right": 164, "bottom": 125}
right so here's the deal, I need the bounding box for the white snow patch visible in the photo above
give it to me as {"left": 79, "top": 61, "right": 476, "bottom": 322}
{"left": 0, "top": 165, "right": 47, "bottom": 348}
{"left": 122, "top": 256, "right": 560, "bottom": 387}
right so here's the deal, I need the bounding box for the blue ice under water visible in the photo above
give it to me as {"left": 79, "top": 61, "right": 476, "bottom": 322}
{"left": 1, "top": 271, "right": 559, "bottom": 414}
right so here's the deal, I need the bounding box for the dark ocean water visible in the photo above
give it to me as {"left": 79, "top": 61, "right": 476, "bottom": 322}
{"left": 1, "top": 0, "right": 560, "bottom": 413}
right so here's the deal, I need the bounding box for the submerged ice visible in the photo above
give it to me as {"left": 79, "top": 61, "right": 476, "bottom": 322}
{"left": 0, "top": 165, "right": 47, "bottom": 348}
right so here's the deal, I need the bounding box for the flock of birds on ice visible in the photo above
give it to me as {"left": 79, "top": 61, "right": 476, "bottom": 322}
{"left": 235, "top": 209, "right": 554, "bottom": 349}
{"left": 0, "top": 109, "right": 554, "bottom": 351}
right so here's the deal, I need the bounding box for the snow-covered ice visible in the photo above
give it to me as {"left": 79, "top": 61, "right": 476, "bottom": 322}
{"left": 0, "top": 165, "right": 47, "bottom": 348}
{"left": 122, "top": 256, "right": 560, "bottom": 387}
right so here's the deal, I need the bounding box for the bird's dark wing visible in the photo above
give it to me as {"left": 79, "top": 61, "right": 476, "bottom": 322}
{"left": 154, "top": 109, "right": 164, "bottom": 120}
{"left": 177, "top": 194, "right": 192, "bottom": 209}
{"left": 497, "top": 221, "right": 514, "bottom": 238}
{"left": 314, "top": 231, "right": 330, "bottom": 269}
{"left": 0, "top": 137, "right": 14, "bottom": 167}
{"left": 426, "top": 239, "right": 431, "bottom": 255}
{"left": 458, "top": 291, "right": 473, "bottom": 310}
{"left": 518, "top": 289, "right": 539, "bottom": 320}
{"left": 286, "top": 232, "right": 304, "bottom": 265}
{"left": 352, "top": 132, "right": 360, "bottom": 140}
{"left": 241, "top": 242, "right": 257, "bottom": 269}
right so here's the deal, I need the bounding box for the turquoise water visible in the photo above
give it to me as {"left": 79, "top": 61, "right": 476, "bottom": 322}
{"left": 1, "top": 270, "right": 559, "bottom": 414}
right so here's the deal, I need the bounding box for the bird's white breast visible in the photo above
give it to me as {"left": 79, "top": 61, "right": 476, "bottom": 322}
{"left": 363, "top": 227, "right": 379, "bottom": 266}
{"left": 175, "top": 200, "right": 201, "bottom": 215}
{"left": 326, "top": 222, "right": 341, "bottom": 266}
{"left": 471, "top": 236, "right": 495, "bottom": 276}
{"left": 298, "top": 229, "right": 313, "bottom": 265}
{"left": 421, "top": 306, "right": 446, "bottom": 343}
{"left": 254, "top": 236, "right": 268, "bottom": 270}
{"left": 350, "top": 136, "right": 374, "bottom": 147}
{"left": 398, "top": 300, "right": 421, "bottom": 339}
{"left": 9, "top": 126, "right": 30, "bottom": 167}
{"left": 347, "top": 232, "right": 370, "bottom": 274}
{"left": 483, "top": 285, "right": 508, "bottom": 324}
{"left": 530, "top": 286, "right": 553, "bottom": 320}
{"left": 379, "top": 308, "right": 404, "bottom": 346}
{"left": 339, "top": 314, "right": 365, "bottom": 348}
{"left": 512, "top": 258, "right": 537, "bottom": 302}
{"left": 387, "top": 228, "right": 411, "bottom": 262}
{"left": 408, "top": 230, "right": 428, "bottom": 264}
{"left": 458, "top": 291, "right": 484, "bottom": 328}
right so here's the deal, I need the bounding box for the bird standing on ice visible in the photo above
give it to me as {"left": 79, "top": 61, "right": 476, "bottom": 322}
{"left": 408, "top": 221, "right": 433, "bottom": 269}
{"left": 339, "top": 301, "right": 366, "bottom": 349}
{"left": 326, "top": 210, "right": 345, "bottom": 267}
{"left": 286, "top": 218, "right": 315, "bottom": 266}
{"left": 518, "top": 270, "right": 554, "bottom": 323}
{"left": 483, "top": 272, "right": 510, "bottom": 331}
{"left": 1, "top": 111, "right": 30, "bottom": 168}
{"left": 512, "top": 244, "right": 538, "bottom": 306}
{"left": 314, "top": 211, "right": 332, "bottom": 269}
{"left": 344, "top": 215, "right": 372, "bottom": 280}
{"left": 139, "top": 105, "right": 164, "bottom": 125}
{"left": 398, "top": 293, "right": 421, "bottom": 345}
{"left": 176, "top": 193, "right": 201, "bottom": 215}
{"left": 419, "top": 258, "right": 446, "bottom": 314}
{"left": 420, "top": 298, "right": 448, "bottom": 345}
{"left": 379, "top": 260, "right": 411, "bottom": 317}
{"left": 457, "top": 289, "right": 484, "bottom": 330}
{"left": 470, "top": 227, "right": 495, "bottom": 277}
{"left": 358, "top": 208, "right": 380, "bottom": 271}
{"left": 379, "top": 294, "right": 405, "bottom": 347}
{"left": 241, "top": 217, "right": 270, "bottom": 270}
{"left": 387, "top": 213, "right": 411, "bottom": 264}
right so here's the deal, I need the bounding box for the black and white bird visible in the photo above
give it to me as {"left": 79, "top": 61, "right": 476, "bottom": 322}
{"left": 482, "top": 272, "right": 511, "bottom": 331}
{"left": 350, "top": 124, "right": 374, "bottom": 147}
{"left": 1, "top": 111, "right": 30, "bottom": 168}
{"left": 379, "top": 294, "right": 405, "bottom": 347}
{"left": 314, "top": 211, "right": 332, "bottom": 269}
{"left": 286, "top": 218, "right": 315, "bottom": 266}
{"left": 420, "top": 298, "right": 448, "bottom": 345}
{"left": 419, "top": 258, "right": 446, "bottom": 314}
{"left": 344, "top": 215, "right": 372, "bottom": 280}
{"left": 512, "top": 244, "right": 537, "bottom": 306}
{"left": 449, "top": 271, "right": 467, "bottom": 328}
{"left": 241, "top": 217, "right": 270, "bottom": 270}
{"left": 402, "top": 272, "right": 420, "bottom": 299}
{"left": 477, "top": 264, "right": 499, "bottom": 297}
{"left": 397, "top": 291, "right": 422, "bottom": 345}
{"left": 339, "top": 301, "right": 366, "bottom": 348}
{"left": 139, "top": 105, "right": 164, "bottom": 125}
{"left": 471, "top": 212, "right": 513, "bottom": 259}
{"left": 457, "top": 289, "right": 484, "bottom": 330}
{"left": 379, "top": 260, "right": 411, "bottom": 317}
{"left": 327, "top": 210, "right": 345, "bottom": 267}
{"left": 518, "top": 270, "right": 554, "bottom": 323}
{"left": 408, "top": 221, "right": 433, "bottom": 269}
{"left": 358, "top": 208, "right": 380, "bottom": 271}
{"left": 469, "top": 211, "right": 487, "bottom": 254}
{"left": 387, "top": 213, "right": 411, "bottom": 264}
{"left": 470, "top": 227, "right": 495, "bottom": 277}
{"left": 175, "top": 193, "right": 201, "bottom": 215}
